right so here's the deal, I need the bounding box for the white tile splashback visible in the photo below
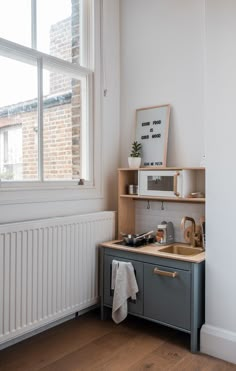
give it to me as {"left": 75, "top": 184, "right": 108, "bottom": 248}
{"left": 135, "top": 201, "right": 205, "bottom": 243}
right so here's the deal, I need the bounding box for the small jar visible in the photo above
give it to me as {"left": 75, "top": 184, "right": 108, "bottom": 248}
{"left": 156, "top": 224, "right": 167, "bottom": 244}
{"left": 128, "top": 185, "right": 138, "bottom": 195}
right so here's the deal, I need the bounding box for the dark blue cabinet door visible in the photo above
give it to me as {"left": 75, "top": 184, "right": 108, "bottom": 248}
{"left": 144, "top": 263, "right": 191, "bottom": 330}
{"left": 103, "top": 254, "right": 143, "bottom": 315}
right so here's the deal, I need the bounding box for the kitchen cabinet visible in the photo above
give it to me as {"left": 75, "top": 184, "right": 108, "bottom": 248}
{"left": 143, "top": 262, "right": 191, "bottom": 330}
{"left": 99, "top": 166, "right": 205, "bottom": 352}
{"left": 118, "top": 167, "right": 205, "bottom": 238}
{"left": 100, "top": 246, "right": 205, "bottom": 353}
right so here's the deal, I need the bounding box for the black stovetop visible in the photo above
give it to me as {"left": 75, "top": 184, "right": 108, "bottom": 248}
{"left": 114, "top": 237, "right": 155, "bottom": 248}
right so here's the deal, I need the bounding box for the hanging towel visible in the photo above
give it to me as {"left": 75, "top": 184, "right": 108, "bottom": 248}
{"left": 111, "top": 259, "right": 139, "bottom": 324}
{"left": 111, "top": 260, "right": 119, "bottom": 290}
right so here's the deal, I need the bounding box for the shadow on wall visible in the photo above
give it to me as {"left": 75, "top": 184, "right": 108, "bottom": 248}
{"left": 105, "top": 170, "right": 118, "bottom": 213}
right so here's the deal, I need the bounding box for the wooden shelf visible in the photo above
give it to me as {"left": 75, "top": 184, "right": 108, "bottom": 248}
{"left": 118, "top": 167, "right": 206, "bottom": 237}
{"left": 118, "top": 167, "right": 205, "bottom": 171}
{"left": 119, "top": 194, "right": 205, "bottom": 203}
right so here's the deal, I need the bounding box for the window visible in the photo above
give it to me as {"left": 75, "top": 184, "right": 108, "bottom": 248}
{"left": 0, "top": 125, "right": 23, "bottom": 180}
{"left": 0, "top": 56, "right": 38, "bottom": 181}
{"left": 0, "top": 1, "right": 31, "bottom": 47}
{"left": 0, "top": 0, "right": 94, "bottom": 186}
{"left": 37, "top": 0, "right": 78, "bottom": 62}
{"left": 43, "top": 71, "right": 85, "bottom": 181}
{"left": 0, "top": 0, "right": 82, "bottom": 64}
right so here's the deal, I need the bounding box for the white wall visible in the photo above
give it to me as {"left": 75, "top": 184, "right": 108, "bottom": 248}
{"left": 119, "top": 0, "right": 206, "bottom": 258}
{"left": 0, "top": 0, "right": 120, "bottom": 224}
{"left": 102, "top": 0, "right": 120, "bottom": 211}
{"left": 200, "top": 0, "right": 236, "bottom": 364}
{"left": 119, "top": 0, "right": 207, "bottom": 255}
{"left": 120, "top": 0, "right": 236, "bottom": 364}
{"left": 120, "top": 0, "right": 205, "bottom": 168}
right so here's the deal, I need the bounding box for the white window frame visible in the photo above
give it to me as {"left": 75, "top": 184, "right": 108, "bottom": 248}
{"left": 0, "top": 0, "right": 102, "bottom": 200}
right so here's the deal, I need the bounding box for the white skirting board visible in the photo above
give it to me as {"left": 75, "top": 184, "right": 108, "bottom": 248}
{"left": 201, "top": 324, "right": 236, "bottom": 365}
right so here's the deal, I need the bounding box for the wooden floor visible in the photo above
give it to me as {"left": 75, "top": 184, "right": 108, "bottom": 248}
{"left": 0, "top": 310, "right": 236, "bottom": 371}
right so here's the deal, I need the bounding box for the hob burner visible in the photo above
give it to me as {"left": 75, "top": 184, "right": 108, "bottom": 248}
{"left": 114, "top": 236, "right": 155, "bottom": 248}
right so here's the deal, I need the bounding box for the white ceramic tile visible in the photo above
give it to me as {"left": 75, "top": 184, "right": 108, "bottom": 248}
{"left": 135, "top": 201, "right": 205, "bottom": 243}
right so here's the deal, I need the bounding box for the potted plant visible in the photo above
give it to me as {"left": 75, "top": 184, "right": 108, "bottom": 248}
{"left": 128, "top": 141, "right": 142, "bottom": 168}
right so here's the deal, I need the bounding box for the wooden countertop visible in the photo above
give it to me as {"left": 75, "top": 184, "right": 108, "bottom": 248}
{"left": 100, "top": 240, "right": 205, "bottom": 263}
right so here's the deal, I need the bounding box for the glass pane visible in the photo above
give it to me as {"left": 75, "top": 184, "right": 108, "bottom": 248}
{"left": 43, "top": 69, "right": 82, "bottom": 180}
{"left": 0, "top": 57, "right": 38, "bottom": 181}
{"left": 0, "top": 0, "right": 31, "bottom": 47}
{"left": 37, "top": 0, "right": 80, "bottom": 64}
{"left": 147, "top": 176, "right": 174, "bottom": 192}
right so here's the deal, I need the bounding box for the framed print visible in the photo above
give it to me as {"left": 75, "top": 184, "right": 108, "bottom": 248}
{"left": 136, "top": 104, "right": 170, "bottom": 167}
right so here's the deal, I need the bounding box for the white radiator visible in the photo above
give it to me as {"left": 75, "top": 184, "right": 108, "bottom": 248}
{"left": 0, "top": 211, "right": 115, "bottom": 347}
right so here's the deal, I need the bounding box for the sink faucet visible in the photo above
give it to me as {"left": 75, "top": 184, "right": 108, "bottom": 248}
{"left": 181, "top": 216, "right": 198, "bottom": 247}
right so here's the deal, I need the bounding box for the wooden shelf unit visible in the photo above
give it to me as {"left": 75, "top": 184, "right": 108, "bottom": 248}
{"left": 120, "top": 194, "right": 205, "bottom": 203}
{"left": 118, "top": 167, "right": 205, "bottom": 237}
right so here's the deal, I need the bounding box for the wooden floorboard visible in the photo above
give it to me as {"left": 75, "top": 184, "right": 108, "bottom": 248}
{"left": 0, "top": 310, "right": 235, "bottom": 371}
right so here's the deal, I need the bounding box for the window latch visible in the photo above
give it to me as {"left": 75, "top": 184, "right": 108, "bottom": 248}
{"left": 78, "top": 179, "right": 85, "bottom": 186}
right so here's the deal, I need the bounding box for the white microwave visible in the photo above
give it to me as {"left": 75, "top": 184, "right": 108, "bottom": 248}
{"left": 138, "top": 170, "right": 194, "bottom": 198}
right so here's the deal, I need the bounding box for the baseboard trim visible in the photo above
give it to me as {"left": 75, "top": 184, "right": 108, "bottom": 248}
{"left": 0, "top": 304, "right": 98, "bottom": 350}
{"left": 201, "top": 324, "right": 236, "bottom": 365}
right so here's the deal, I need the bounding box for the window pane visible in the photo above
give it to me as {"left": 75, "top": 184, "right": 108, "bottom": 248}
{"left": 37, "top": 0, "right": 80, "bottom": 64}
{"left": 43, "top": 69, "right": 83, "bottom": 180}
{"left": 0, "top": 0, "right": 31, "bottom": 47}
{"left": 0, "top": 57, "right": 38, "bottom": 181}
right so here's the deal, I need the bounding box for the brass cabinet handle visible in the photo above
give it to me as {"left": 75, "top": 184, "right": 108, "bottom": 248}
{"left": 173, "top": 172, "right": 180, "bottom": 197}
{"left": 153, "top": 267, "right": 178, "bottom": 278}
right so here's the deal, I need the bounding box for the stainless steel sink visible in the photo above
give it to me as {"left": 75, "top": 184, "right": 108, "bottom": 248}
{"left": 158, "top": 244, "right": 204, "bottom": 256}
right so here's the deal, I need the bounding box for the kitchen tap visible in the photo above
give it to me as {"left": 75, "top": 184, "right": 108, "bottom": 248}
{"left": 181, "top": 216, "right": 199, "bottom": 247}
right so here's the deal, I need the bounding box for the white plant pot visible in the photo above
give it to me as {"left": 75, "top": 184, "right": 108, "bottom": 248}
{"left": 128, "top": 157, "right": 141, "bottom": 169}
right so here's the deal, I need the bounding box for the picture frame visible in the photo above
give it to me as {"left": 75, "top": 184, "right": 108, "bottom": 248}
{"left": 136, "top": 104, "right": 170, "bottom": 167}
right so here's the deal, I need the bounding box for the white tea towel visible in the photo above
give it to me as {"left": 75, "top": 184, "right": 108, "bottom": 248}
{"left": 111, "top": 260, "right": 119, "bottom": 290}
{"left": 111, "top": 260, "right": 139, "bottom": 324}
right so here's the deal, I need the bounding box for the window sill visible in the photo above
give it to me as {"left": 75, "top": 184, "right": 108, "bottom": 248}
{"left": 0, "top": 180, "right": 93, "bottom": 190}
{"left": 0, "top": 182, "right": 103, "bottom": 205}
